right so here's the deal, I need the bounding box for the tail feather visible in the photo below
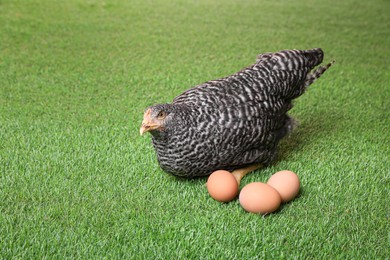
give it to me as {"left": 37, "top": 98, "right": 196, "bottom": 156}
{"left": 305, "top": 60, "right": 335, "bottom": 87}
{"left": 297, "top": 48, "right": 324, "bottom": 68}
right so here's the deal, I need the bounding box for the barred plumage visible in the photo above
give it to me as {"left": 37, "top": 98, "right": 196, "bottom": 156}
{"left": 140, "top": 48, "right": 333, "bottom": 178}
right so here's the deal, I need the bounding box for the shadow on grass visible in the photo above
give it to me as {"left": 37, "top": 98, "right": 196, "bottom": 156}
{"left": 276, "top": 112, "right": 332, "bottom": 165}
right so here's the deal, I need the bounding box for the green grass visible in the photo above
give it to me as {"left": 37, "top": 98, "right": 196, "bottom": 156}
{"left": 1, "top": 0, "right": 389, "bottom": 258}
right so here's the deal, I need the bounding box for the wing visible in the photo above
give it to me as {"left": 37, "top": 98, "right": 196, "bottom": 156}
{"left": 172, "top": 49, "right": 326, "bottom": 167}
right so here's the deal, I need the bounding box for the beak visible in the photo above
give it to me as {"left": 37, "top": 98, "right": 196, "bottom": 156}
{"left": 140, "top": 109, "right": 161, "bottom": 135}
{"left": 140, "top": 123, "right": 160, "bottom": 135}
{"left": 140, "top": 123, "right": 148, "bottom": 135}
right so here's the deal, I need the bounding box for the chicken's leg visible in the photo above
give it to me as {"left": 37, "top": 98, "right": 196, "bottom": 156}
{"left": 231, "top": 163, "right": 263, "bottom": 185}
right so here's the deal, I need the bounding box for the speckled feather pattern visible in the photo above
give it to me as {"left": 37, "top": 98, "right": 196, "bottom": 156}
{"left": 148, "top": 49, "right": 332, "bottom": 178}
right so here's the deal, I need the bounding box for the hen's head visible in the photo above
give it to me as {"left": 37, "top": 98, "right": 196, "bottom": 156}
{"left": 140, "top": 104, "right": 174, "bottom": 136}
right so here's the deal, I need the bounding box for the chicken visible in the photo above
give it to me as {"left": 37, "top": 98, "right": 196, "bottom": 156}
{"left": 140, "top": 48, "right": 333, "bottom": 178}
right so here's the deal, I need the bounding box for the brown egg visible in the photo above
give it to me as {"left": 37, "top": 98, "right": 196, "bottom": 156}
{"left": 267, "top": 170, "right": 300, "bottom": 203}
{"left": 239, "top": 182, "right": 281, "bottom": 214}
{"left": 207, "top": 170, "right": 239, "bottom": 202}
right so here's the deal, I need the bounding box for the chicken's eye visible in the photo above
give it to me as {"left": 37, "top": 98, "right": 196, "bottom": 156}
{"left": 157, "top": 111, "right": 166, "bottom": 119}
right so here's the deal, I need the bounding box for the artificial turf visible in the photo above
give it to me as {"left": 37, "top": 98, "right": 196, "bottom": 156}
{"left": 1, "top": 0, "right": 389, "bottom": 258}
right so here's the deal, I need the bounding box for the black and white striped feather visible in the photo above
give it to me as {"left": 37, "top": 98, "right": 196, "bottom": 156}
{"left": 145, "top": 48, "right": 333, "bottom": 178}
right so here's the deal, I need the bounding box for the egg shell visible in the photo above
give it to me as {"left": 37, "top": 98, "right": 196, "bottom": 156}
{"left": 207, "top": 170, "right": 239, "bottom": 202}
{"left": 239, "top": 182, "right": 281, "bottom": 214}
{"left": 267, "top": 170, "right": 300, "bottom": 203}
